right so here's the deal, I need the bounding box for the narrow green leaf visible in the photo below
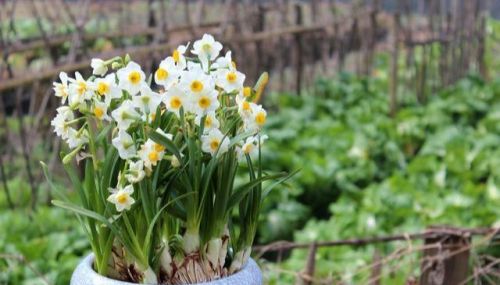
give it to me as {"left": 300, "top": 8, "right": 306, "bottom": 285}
{"left": 227, "top": 173, "right": 286, "bottom": 210}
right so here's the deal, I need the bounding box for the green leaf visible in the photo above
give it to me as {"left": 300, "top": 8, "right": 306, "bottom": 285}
{"left": 261, "top": 168, "right": 301, "bottom": 198}
{"left": 52, "top": 200, "right": 110, "bottom": 226}
{"left": 227, "top": 172, "right": 287, "bottom": 210}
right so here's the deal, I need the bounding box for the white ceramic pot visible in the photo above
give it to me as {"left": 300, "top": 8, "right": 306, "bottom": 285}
{"left": 71, "top": 254, "right": 263, "bottom": 285}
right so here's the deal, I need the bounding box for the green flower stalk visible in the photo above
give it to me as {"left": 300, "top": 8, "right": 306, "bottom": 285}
{"left": 44, "top": 34, "right": 293, "bottom": 284}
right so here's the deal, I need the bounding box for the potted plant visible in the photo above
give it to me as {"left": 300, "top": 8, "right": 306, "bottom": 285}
{"left": 42, "top": 34, "right": 293, "bottom": 284}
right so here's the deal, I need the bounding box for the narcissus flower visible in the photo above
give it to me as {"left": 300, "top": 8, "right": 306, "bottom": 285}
{"left": 195, "top": 112, "right": 219, "bottom": 133}
{"left": 53, "top": 72, "right": 69, "bottom": 104}
{"left": 111, "top": 100, "right": 140, "bottom": 130}
{"left": 139, "top": 139, "right": 166, "bottom": 171}
{"left": 91, "top": 58, "right": 108, "bottom": 76}
{"left": 243, "top": 103, "right": 267, "bottom": 132}
{"left": 192, "top": 89, "right": 220, "bottom": 116}
{"left": 164, "top": 86, "right": 188, "bottom": 116}
{"left": 132, "top": 85, "right": 162, "bottom": 116}
{"left": 112, "top": 130, "right": 136, "bottom": 159}
{"left": 201, "top": 128, "right": 229, "bottom": 156}
{"left": 117, "top": 61, "right": 146, "bottom": 95}
{"left": 172, "top": 43, "right": 189, "bottom": 70}
{"left": 107, "top": 184, "right": 135, "bottom": 212}
{"left": 155, "top": 57, "right": 181, "bottom": 88}
{"left": 92, "top": 101, "right": 111, "bottom": 121}
{"left": 51, "top": 106, "right": 74, "bottom": 139}
{"left": 215, "top": 69, "right": 245, "bottom": 93}
{"left": 68, "top": 72, "right": 93, "bottom": 108}
{"left": 66, "top": 128, "right": 88, "bottom": 149}
{"left": 125, "top": 160, "right": 146, "bottom": 183}
{"left": 236, "top": 96, "right": 253, "bottom": 120}
{"left": 237, "top": 134, "right": 268, "bottom": 161}
{"left": 180, "top": 67, "right": 214, "bottom": 97}
{"left": 213, "top": 51, "right": 234, "bottom": 70}
{"left": 92, "top": 74, "right": 121, "bottom": 105}
{"left": 192, "top": 34, "right": 222, "bottom": 69}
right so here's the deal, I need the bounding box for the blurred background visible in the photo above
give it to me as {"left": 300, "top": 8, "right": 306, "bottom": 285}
{"left": 1, "top": 0, "right": 500, "bottom": 284}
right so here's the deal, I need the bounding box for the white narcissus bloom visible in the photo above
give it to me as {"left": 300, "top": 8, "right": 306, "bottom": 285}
{"left": 51, "top": 106, "right": 74, "bottom": 139}
{"left": 192, "top": 89, "right": 219, "bottom": 116}
{"left": 155, "top": 57, "right": 181, "bottom": 88}
{"left": 91, "top": 58, "right": 108, "bottom": 76}
{"left": 251, "top": 104, "right": 267, "bottom": 128}
{"left": 68, "top": 72, "right": 93, "bottom": 108}
{"left": 172, "top": 43, "right": 189, "bottom": 70}
{"left": 112, "top": 130, "right": 136, "bottom": 159}
{"left": 107, "top": 184, "right": 135, "bottom": 212}
{"left": 92, "top": 100, "right": 111, "bottom": 121}
{"left": 213, "top": 51, "right": 233, "bottom": 70}
{"left": 53, "top": 72, "right": 69, "bottom": 104}
{"left": 201, "top": 128, "right": 229, "bottom": 156}
{"left": 195, "top": 112, "right": 219, "bottom": 133}
{"left": 139, "top": 139, "right": 166, "bottom": 172}
{"left": 117, "top": 61, "right": 146, "bottom": 95}
{"left": 237, "top": 135, "right": 268, "bottom": 161}
{"left": 179, "top": 67, "right": 215, "bottom": 97}
{"left": 125, "top": 160, "right": 145, "bottom": 183}
{"left": 111, "top": 100, "right": 140, "bottom": 130}
{"left": 66, "top": 128, "right": 88, "bottom": 149}
{"left": 164, "top": 85, "right": 189, "bottom": 116}
{"left": 92, "top": 74, "right": 122, "bottom": 105}
{"left": 215, "top": 69, "right": 245, "bottom": 93}
{"left": 236, "top": 96, "right": 253, "bottom": 120}
{"left": 192, "top": 34, "right": 223, "bottom": 68}
{"left": 132, "top": 84, "right": 162, "bottom": 116}
{"left": 243, "top": 103, "right": 267, "bottom": 132}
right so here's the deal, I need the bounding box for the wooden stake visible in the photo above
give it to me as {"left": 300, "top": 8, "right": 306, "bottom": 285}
{"left": 389, "top": 13, "right": 400, "bottom": 117}
{"left": 419, "top": 226, "right": 471, "bottom": 285}
{"left": 294, "top": 3, "right": 303, "bottom": 95}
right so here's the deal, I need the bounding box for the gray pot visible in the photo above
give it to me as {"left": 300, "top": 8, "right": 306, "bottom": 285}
{"left": 71, "top": 254, "right": 263, "bottom": 285}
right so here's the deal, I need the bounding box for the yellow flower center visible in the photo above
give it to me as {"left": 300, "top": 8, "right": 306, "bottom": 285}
{"left": 243, "top": 87, "right": 251, "bottom": 97}
{"left": 226, "top": 72, "right": 237, "bottom": 83}
{"left": 93, "top": 106, "right": 104, "bottom": 119}
{"left": 97, "top": 82, "right": 110, "bottom": 96}
{"left": 173, "top": 49, "right": 180, "bottom": 63}
{"left": 148, "top": 150, "right": 159, "bottom": 163}
{"left": 154, "top": 143, "right": 165, "bottom": 152}
{"left": 202, "top": 43, "right": 211, "bottom": 51}
{"left": 117, "top": 192, "right": 128, "bottom": 204}
{"left": 77, "top": 81, "right": 87, "bottom": 96}
{"left": 58, "top": 85, "right": 68, "bottom": 97}
{"left": 156, "top": 68, "right": 169, "bottom": 81}
{"left": 190, "top": 80, "right": 203, "bottom": 93}
{"left": 198, "top": 96, "right": 211, "bottom": 109}
{"left": 128, "top": 71, "right": 141, "bottom": 85}
{"left": 242, "top": 101, "right": 251, "bottom": 111}
{"left": 210, "top": 139, "right": 220, "bottom": 151}
{"left": 205, "top": 116, "right": 213, "bottom": 127}
{"left": 255, "top": 112, "right": 266, "bottom": 125}
{"left": 243, "top": 143, "right": 253, "bottom": 154}
{"left": 170, "top": 96, "right": 182, "bottom": 109}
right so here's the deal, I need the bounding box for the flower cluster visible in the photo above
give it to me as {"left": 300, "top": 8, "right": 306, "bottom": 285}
{"left": 49, "top": 34, "right": 278, "bottom": 283}
{"left": 51, "top": 34, "right": 268, "bottom": 213}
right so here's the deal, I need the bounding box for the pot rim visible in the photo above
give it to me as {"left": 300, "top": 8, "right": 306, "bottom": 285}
{"left": 73, "top": 253, "right": 261, "bottom": 285}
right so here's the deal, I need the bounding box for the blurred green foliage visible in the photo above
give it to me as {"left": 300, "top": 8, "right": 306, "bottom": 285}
{"left": 261, "top": 74, "right": 500, "bottom": 283}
